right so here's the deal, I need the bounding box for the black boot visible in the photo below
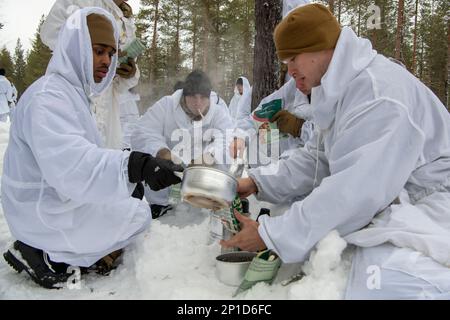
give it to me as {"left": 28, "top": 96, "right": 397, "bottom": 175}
{"left": 86, "top": 249, "right": 123, "bottom": 276}
{"left": 3, "top": 241, "right": 73, "bottom": 289}
{"left": 150, "top": 204, "right": 173, "bottom": 219}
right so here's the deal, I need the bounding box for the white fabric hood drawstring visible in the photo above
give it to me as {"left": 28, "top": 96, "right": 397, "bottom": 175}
{"left": 313, "top": 130, "right": 321, "bottom": 188}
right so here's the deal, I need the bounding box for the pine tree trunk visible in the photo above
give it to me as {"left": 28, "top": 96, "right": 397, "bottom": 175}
{"left": 357, "top": 2, "right": 361, "bottom": 37}
{"left": 192, "top": 15, "right": 197, "bottom": 70}
{"left": 243, "top": 0, "right": 252, "bottom": 79}
{"left": 202, "top": 30, "right": 208, "bottom": 71}
{"left": 174, "top": 0, "right": 181, "bottom": 76}
{"left": 213, "top": 0, "right": 220, "bottom": 78}
{"left": 150, "top": 0, "right": 160, "bottom": 82}
{"left": 251, "top": 0, "right": 282, "bottom": 111}
{"left": 201, "top": 1, "right": 211, "bottom": 71}
{"left": 368, "top": 0, "right": 386, "bottom": 51}
{"left": 419, "top": 37, "right": 424, "bottom": 79}
{"left": 329, "top": 0, "right": 335, "bottom": 14}
{"left": 337, "top": 0, "right": 341, "bottom": 24}
{"left": 412, "top": 0, "right": 419, "bottom": 75}
{"left": 447, "top": 20, "right": 450, "bottom": 109}
{"left": 371, "top": 30, "right": 378, "bottom": 50}
{"left": 395, "top": 0, "right": 405, "bottom": 60}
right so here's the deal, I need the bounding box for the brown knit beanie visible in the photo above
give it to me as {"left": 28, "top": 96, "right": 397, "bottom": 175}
{"left": 274, "top": 4, "right": 341, "bottom": 61}
{"left": 86, "top": 13, "right": 117, "bottom": 50}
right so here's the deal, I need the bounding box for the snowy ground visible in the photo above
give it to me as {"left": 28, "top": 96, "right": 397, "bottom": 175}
{"left": 0, "top": 122, "right": 353, "bottom": 300}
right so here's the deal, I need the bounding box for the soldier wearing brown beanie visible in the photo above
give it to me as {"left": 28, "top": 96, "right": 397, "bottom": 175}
{"left": 87, "top": 13, "right": 117, "bottom": 84}
{"left": 274, "top": 3, "right": 341, "bottom": 61}
{"left": 226, "top": 3, "right": 450, "bottom": 300}
{"left": 41, "top": 0, "right": 142, "bottom": 150}
{"left": 263, "top": 4, "right": 339, "bottom": 140}
{"left": 272, "top": 3, "right": 340, "bottom": 96}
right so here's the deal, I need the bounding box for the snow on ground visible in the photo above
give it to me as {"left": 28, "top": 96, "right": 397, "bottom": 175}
{"left": 0, "top": 122, "right": 353, "bottom": 299}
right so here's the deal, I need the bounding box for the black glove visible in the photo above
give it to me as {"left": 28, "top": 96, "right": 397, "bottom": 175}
{"left": 131, "top": 182, "right": 144, "bottom": 200}
{"left": 128, "top": 151, "right": 184, "bottom": 191}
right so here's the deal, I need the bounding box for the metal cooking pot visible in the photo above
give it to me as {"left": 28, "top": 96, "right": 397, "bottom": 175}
{"left": 174, "top": 166, "right": 238, "bottom": 211}
{"left": 216, "top": 251, "right": 257, "bottom": 286}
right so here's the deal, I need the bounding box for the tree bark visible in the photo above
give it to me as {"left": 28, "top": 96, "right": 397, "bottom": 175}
{"left": 328, "top": 0, "right": 335, "bottom": 14}
{"left": 419, "top": 37, "right": 424, "bottom": 79}
{"left": 251, "top": 0, "right": 282, "bottom": 111}
{"left": 412, "top": 0, "right": 419, "bottom": 75}
{"left": 337, "top": 0, "right": 341, "bottom": 24}
{"left": 395, "top": 0, "right": 405, "bottom": 60}
{"left": 447, "top": 19, "right": 450, "bottom": 109}
{"left": 173, "top": 0, "right": 181, "bottom": 76}
{"left": 243, "top": 0, "right": 252, "bottom": 79}
{"left": 192, "top": 13, "right": 197, "bottom": 70}
{"left": 357, "top": 2, "right": 361, "bottom": 37}
{"left": 201, "top": 0, "right": 212, "bottom": 71}
{"left": 150, "top": 0, "right": 159, "bottom": 82}
{"left": 213, "top": 0, "right": 220, "bottom": 77}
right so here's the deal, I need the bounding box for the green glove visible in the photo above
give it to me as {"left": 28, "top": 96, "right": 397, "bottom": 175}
{"left": 233, "top": 249, "right": 281, "bottom": 297}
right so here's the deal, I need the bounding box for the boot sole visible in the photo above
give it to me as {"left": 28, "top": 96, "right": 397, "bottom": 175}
{"left": 3, "top": 250, "right": 64, "bottom": 290}
{"left": 151, "top": 205, "right": 173, "bottom": 219}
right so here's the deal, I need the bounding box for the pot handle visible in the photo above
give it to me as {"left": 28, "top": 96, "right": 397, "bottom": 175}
{"left": 173, "top": 171, "right": 184, "bottom": 179}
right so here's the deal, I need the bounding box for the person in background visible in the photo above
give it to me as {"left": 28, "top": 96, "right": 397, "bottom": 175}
{"left": 228, "top": 77, "right": 252, "bottom": 122}
{"left": 2, "top": 8, "right": 182, "bottom": 289}
{"left": 131, "top": 70, "right": 236, "bottom": 218}
{"left": 41, "top": 0, "right": 141, "bottom": 150}
{"left": 173, "top": 80, "right": 225, "bottom": 108}
{"left": 0, "top": 68, "right": 13, "bottom": 123}
{"left": 223, "top": 4, "right": 450, "bottom": 299}
{"left": 8, "top": 79, "right": 18, "bottom": 110}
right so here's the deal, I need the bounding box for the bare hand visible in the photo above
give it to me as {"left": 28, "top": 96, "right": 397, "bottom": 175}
{"left": 116, "top": 58, "right": 136, "bottom": 79}
{"left": 220, "top": 212, "right": 267, "bottom": 252}
{"left": 156, "top": 148, "right": 184, "bottom": 165}
{"left": 229, "top": 138, "right": 245, "bottom": 159}
{"left": 118, "top": 49, "right": 128, "bottom": 58}
{"left": 237, "top": 177, "right": 258, "bottom": 198}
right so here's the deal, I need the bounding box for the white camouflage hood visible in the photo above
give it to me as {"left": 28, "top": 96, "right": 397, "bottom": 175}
{"left": 45, "top": 7, "right": 119, "bottom": 98}
{"left": 312, "top": 27, "right": 377, "bottom": 130}
{"left": 234, "top": 76, "right": 251, "bottom": 96}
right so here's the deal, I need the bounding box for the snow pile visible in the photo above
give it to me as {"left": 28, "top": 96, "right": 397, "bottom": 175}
{"left": 129, "top": 209, "right": 227, "bottom": 299}
{"left": 288, "top": 231, "right": 351, "bottom": 300}
{"left": 0, "top": 121, "right": 353, "bottom": 299}
{"left": 123, "top": 204, "right": 293, "bottom": 300}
